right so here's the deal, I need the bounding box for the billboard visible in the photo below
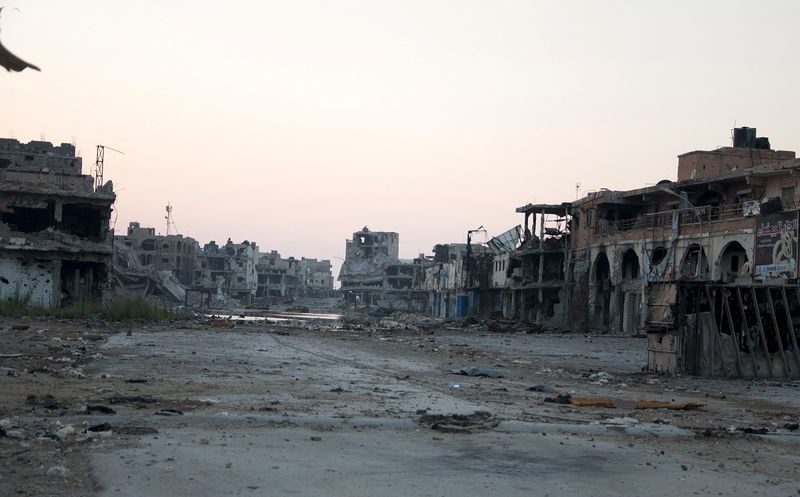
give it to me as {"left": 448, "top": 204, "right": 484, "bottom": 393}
{"left": 754, "top": 210, "right": 799, "bottom": 279}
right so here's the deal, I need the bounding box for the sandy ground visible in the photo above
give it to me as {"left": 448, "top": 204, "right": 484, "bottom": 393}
{"left": 1, "top": 314, "right": 799, "bottom": 496}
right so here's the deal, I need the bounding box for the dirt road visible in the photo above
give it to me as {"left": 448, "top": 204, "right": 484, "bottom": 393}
{"left": 1, "top": 316, "right": 798, "bottom": 496}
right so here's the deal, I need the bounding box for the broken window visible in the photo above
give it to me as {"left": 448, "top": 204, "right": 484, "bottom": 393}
{"left": 61, "top": 204, "right": 103, "bottom": 239}
{"left": 0, "top": 201, "right": 55, "bottom": 233}
{"left": 141, "top": 239, "right": 155, "bottom": 251}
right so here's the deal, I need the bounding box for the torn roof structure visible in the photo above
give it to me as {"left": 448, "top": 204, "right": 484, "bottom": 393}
{"left": 0, "top": 138, "right": 115, "bottom": 308}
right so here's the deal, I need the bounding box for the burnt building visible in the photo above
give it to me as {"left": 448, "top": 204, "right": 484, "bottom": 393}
{"left": 0, "top": 138, "right": 115, "bottom": 307}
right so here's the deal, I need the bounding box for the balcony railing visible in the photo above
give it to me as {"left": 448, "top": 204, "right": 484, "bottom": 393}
{"left": 596, "top": 203, "right": 745, "bottom": 237}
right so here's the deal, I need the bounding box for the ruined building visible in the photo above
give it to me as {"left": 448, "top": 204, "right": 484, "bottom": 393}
{"left": 419, "top": 242, "right": 490, "bottom": 318}
{"left": 0, "top": 138, "right": 115, "bottom": 307}
{"left": 568, "top": 127, "right": 800, "bottom": 378}
{"left": 255, "top": 252, "right": 334, "bottom": 300}
{"left": 194, "top": 239, "right": 259, "bottom": 304}
{"left": 256, "top": 250, "right": 302, "bottom": 299}
{"left": 299, "top": 257, "right": 334, "bottom": 296}
{"left": 338, "top": 227, "right": 420, "bottom": 309}
{"left": 115, "top": 222, "right": 199, "bottom": 286}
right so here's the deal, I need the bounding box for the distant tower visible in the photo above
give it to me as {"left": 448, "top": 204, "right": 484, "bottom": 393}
{"left": 165, "top": 203, "right": 178, "bottom": 235}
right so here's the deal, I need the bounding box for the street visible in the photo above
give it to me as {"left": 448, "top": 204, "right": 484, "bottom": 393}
{"left": 1, "top": 316, "right": 798, "bottom": 496}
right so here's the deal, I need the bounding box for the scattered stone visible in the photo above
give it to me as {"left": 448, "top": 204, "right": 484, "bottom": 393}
{"left": 738, "top": 427, "right": 769, "bottom": 435}
{"left": 55, "top": 425, "right": 76, "bottom": 437}
{"left": 199, "top": 438, "right": 210, "bottom": 445}
{"left": 310, "top": 436, "right": 322, "bottom": 441}
{"left": 5, "top": 429, "right": 25, "bottom": 439}
{"left": 603, "top": 417, "right": 639, "bottom": 425}
{"left": 417, "top": 411, "right": 499, "bottom": 434}
{"left": 544, "top": 394, "right": 573, "bottom": 405}
{"left": 81, "top": 334, "right": 104, "bottom": 341}
{"left": 108, "top": 394, "right": 157, "bottom": 404}
{"left": 88, "top": 423, "right": 113, "bottom": 432}
{"left": 155, "top": 408, "right": 183, "bottom": 416}
{"left": 85, "top": 405, "right": 116, "bottom": 414}
{"left": 527, "top": 384, "right": 557, "bottom": 393}
{"left": 455, "top": 366, "right": 508, "bottom": 378}
{"left": 10, "top": 325, "right": 30, "bottom": 331}
{"left": 26, "top": 393, "right": 61, "bottom": 409}
{"left": 330, "top": 387, "right": 345, "bottom": 393}
{"left": 783, "top": 423, "right": 799, "bottom": 431}
{"left": 46, "top": 465, "right": 68, "bottom": 477}
{"left": 125, "top": 379, "right": 148, "bottom": 383}
{"left": 681, "top": 464, "right": 688, "bottom": 471}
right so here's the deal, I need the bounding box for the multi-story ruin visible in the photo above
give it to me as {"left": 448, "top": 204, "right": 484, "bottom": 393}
{"left": 194, "top": 239, "right": 259, "bottom": 304}
{"left": 0, "top": 138, "right": 115, "bottom": 307}
{"left": 338, "top": 227, "right": 420, "bottom": 309}
{"left": 115, "top": 222, "right": 199, "bottom": 286}
{"left": 256, "top": 250, "right": 303, "bottom": 299}
{"left": 255, "top": 252, "right": 334, "bottom": 299}
{"left": 299, "top": 257, "right": 334, "bottom": 296}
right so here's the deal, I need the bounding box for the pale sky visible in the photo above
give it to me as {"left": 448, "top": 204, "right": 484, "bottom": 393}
{"left": 3, "top": 1, "right": 799, "bottom": 279}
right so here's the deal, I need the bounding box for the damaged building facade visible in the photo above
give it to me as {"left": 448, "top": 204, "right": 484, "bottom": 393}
{"left": 569, "top": 127, "right": 800, "bottom": 378}
{"left": 193, "top": 239, "right": 259, "bottom": 304}
{"left": 256, "top": 252, "right": 335, "bottom": 300}
{"left": 355, "top": 127, "right": 799, "bottom": 378}
{"left": 338, "top": 227, "right": 422, "bottom": 310}
{"left": 0, "top": 138, "right": 115, "bottom": 308}
{"left": 115, "top": 222, "right": 199, "bottom": 286}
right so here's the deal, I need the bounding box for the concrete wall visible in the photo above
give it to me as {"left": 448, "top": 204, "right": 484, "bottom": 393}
{"left": 0, "top": 256, "right": 58, "bottom": 307}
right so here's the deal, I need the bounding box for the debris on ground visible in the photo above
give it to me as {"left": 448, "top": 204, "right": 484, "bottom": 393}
{"left": 527, "top": 384, "right": 557, "bottom": 393}
{"left": 417, "top": 411, "right": 499, "bottom": 433}
{"left": 84, "top": 405, "right": 116, "bottom": 414}
{"left": 545, "top": 395, "right": 703, "bottom": 410}
{"left": 453, "top": 366, "right": 509, "bottom": 378}
{"left": 154, "top": 408, "right": 184, "bottom": 416}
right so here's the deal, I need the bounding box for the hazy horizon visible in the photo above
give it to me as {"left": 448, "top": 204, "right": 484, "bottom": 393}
{"left": 3, "top": 0, "right": 799, "bottom": 279}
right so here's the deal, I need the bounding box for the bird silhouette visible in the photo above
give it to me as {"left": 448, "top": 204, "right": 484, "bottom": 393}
{"left": 0, "top": 7, "right": 40, "bottom": 72}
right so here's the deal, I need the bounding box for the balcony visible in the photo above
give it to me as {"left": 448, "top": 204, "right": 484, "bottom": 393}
{"left": 596, "top": 204, "right": 746, "bottom": 237}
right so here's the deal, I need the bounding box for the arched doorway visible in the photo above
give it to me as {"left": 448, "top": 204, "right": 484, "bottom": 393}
{"left": 681, "top": 245, "right": 709, "bottom": 280}
{"left": 593, "top": 253, "right": 612, "bottom": 329}
{"left": 619, "top": 249, "right": 641, "bottom": 332}
{"left": 621, "top": 249, "right": 640, "bottom": 280}
{"left": 718, "top": 241, "right": 748, "bottom": 282}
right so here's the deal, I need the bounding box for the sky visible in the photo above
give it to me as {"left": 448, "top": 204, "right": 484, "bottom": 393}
{"left": 2, "top": 0, "right": 799, "bottom": 280}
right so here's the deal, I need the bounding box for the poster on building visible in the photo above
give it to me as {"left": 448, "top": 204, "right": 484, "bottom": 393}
{"left": 754, "top": 210, "right": 799, "bottom": 279}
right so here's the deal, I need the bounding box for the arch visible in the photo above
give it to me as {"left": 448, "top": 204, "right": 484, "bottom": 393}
{"left": 681, "top": 244, "right": 709, "bottom": 280}
{"left": 650, "top": 246, "right": 668, "bottom": 266}
{"left": 593, "top": 252, "right": 612, "bottom": 329}
{"left": 718, "top": 241, "right": 748, "bottom": 283}
{"left": 621, "top": 248, "right": 640, "bottom": 280}
{"left": 594, "top": 252, "right": 610, "bottom": 282}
